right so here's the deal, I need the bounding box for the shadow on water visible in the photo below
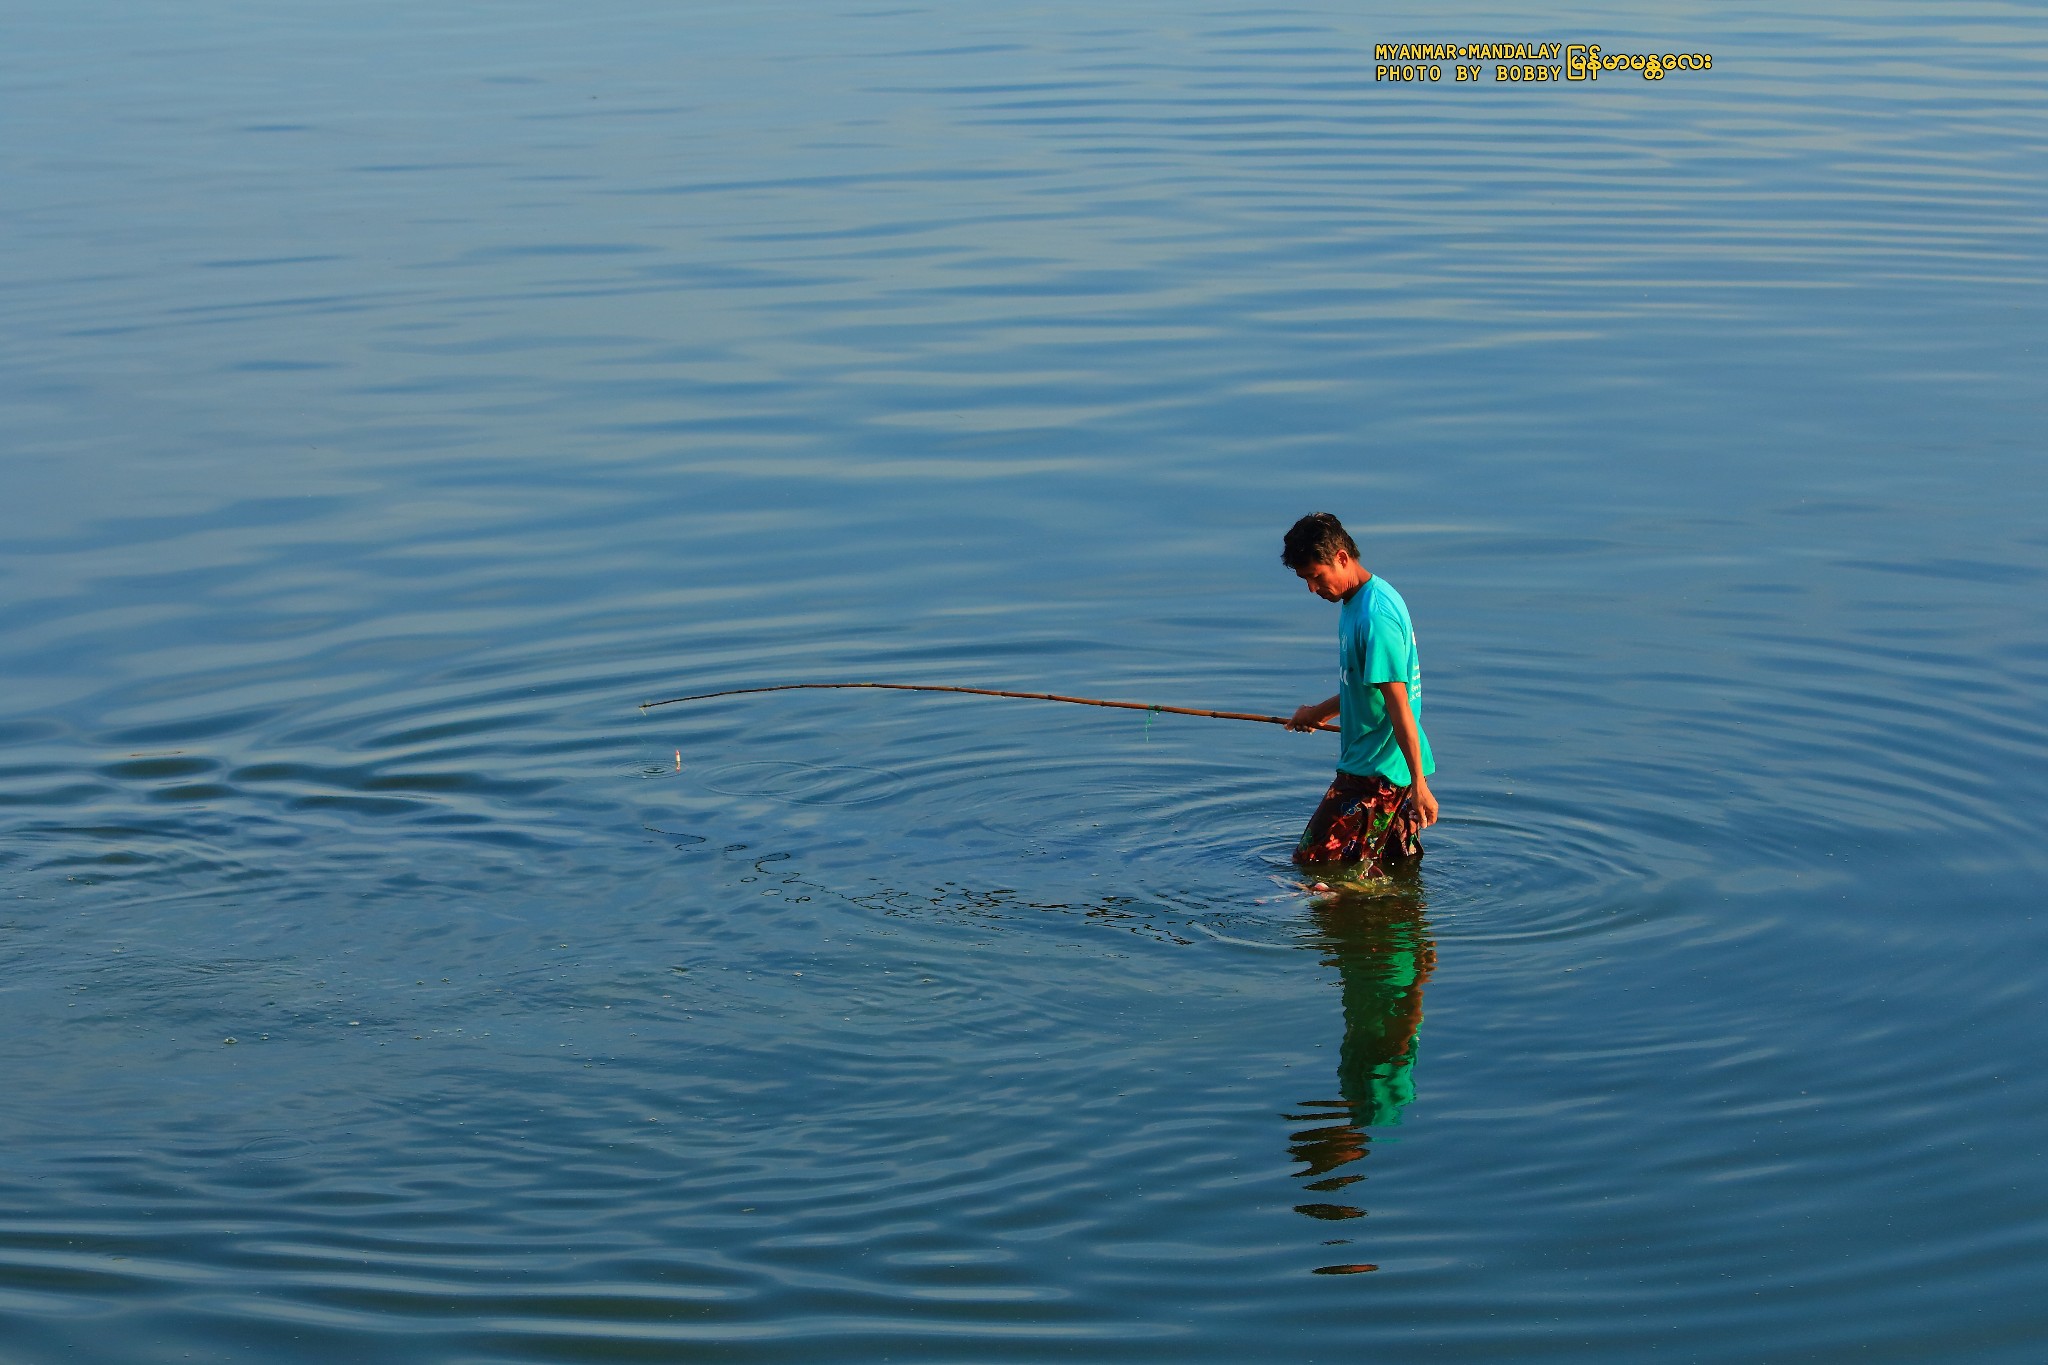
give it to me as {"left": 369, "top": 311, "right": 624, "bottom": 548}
{"left": 1284, "top": 864, "right": 1434, "bottom": 1276}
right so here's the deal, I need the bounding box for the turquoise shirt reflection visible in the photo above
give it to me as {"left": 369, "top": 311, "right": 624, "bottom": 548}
{"left": 1286, "top": 870, "right": 1434, "bottom": 1272}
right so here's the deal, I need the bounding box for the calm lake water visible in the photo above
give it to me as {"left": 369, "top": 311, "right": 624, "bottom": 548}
{"left": 4, "top": 1, "right": 2046, "bottom": 1360}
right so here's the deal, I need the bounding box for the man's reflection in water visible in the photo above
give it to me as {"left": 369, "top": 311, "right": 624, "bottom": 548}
{"left": 1286, "top": 864, "right": 1433, "bottom": 1275}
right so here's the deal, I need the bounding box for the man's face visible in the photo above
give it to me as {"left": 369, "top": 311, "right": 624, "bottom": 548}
{"left": 1295, "top": 551, "right": 1360, "bottom": 602}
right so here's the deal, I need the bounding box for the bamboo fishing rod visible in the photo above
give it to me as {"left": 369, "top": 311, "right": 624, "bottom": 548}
{"left": 639, "top": 681, "right": 1337, "bottom": 732}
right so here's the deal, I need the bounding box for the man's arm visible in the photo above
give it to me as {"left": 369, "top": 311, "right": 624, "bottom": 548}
{"left": 1287, "top": 694, "right": 1340, "bottom": 732}
{"left": 1375, "top": 680, "right": 1438, "bottom": 827}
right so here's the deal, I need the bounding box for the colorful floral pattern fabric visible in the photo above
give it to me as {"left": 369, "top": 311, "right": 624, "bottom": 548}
{"left": 1294, "top": 770, "right": 1423, "bottom": 874}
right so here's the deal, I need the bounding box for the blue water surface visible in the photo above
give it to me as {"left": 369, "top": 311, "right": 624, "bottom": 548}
{"left": 3, "top": 1, "right": 2046, "bottom": 1360}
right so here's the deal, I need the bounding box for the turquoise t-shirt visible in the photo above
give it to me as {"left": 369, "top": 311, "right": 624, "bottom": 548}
{"left": 1336, "top": 575, "right": 1435, "bottom": 785}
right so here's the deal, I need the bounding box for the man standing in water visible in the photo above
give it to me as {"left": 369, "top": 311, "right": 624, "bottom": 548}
{"left": 1282, "top": 513, "right": 1438, "bottom": 872}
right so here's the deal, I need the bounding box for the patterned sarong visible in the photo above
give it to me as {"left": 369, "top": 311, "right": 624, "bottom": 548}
{"left": 1294, "top": 771, "right": 1423, "bottom": 874}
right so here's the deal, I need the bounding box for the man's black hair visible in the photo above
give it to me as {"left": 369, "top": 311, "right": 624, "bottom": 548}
{"left": 1281, "top": 512, "right": 1359, "bottom": 570}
